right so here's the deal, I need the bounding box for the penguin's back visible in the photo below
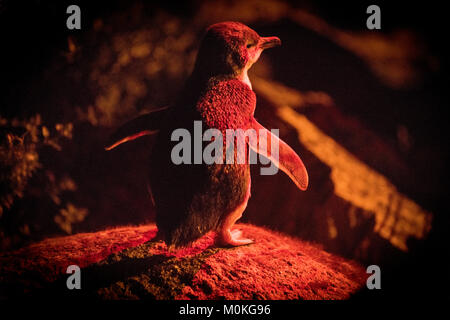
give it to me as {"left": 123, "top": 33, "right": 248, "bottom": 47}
{"left": 150, "top": 78, "right": 256, "bottom": 247}
{"left": 199, "top": 78, "right": 256, "bottom": 131}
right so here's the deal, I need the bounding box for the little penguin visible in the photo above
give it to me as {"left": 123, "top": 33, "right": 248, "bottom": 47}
{"left": 105, "top": 21, "right": 308, "bottom": 247}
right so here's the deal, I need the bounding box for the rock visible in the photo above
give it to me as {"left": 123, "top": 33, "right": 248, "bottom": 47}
{"left": 246, "top": 76, "right": 432, "bottom": 262}
{"left": 0, "top": 223, "right": 366, "bottom": 299}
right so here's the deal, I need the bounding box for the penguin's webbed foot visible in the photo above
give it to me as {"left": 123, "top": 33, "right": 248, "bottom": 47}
{"left": 216, "top": 228, "right": 253, "bottom": 247}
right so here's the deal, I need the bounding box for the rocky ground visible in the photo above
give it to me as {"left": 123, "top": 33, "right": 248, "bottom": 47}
{"left": 0, "top": 223, "right": 366, "bottom": 299}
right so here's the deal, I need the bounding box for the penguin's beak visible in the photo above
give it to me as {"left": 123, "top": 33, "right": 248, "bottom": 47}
{"left": 258, "top": 36, "right": 281, "bottom": 50}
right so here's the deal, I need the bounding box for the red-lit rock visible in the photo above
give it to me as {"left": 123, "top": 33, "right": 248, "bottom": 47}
{"left": 0, "top": 223, "right": 366, "bottom": 299}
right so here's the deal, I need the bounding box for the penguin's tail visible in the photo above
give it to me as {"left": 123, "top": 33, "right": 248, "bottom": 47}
{"left": 158, "top": 213, "right": 221, "bottom": 248}
{"left": 159, "top": 225, "right": 204, "bottom": 248}
{"left": 105, "top": 106, "right": 170, "bottom": 150}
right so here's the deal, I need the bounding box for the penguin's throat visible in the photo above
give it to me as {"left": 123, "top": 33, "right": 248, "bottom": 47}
{"left": 239, "top": 70, "right": 252, "bottom": 90}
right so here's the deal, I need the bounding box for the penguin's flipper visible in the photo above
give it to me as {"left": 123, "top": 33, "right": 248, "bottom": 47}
{"left": 248, "top": 118, "right": 308, "bottom": 191}
{"left": 105, "top": 107, "right": 169, "bottom": 150}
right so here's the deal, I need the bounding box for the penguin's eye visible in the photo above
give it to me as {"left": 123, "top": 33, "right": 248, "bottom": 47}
{"left": 246, "top": 43, "right": 255, "bottom": 49}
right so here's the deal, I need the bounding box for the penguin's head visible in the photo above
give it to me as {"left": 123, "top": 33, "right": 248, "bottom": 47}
{"left": 193, "top": 21, "right": 281, "bottom": 81}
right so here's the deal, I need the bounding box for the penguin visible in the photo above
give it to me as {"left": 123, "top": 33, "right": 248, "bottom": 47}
{"left": 105, "top": 21, "right": 308, "bottom": 247}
